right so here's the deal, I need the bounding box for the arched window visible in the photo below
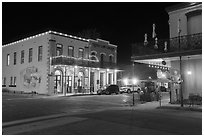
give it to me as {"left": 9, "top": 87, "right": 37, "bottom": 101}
{"left": 90, "top": 51, "right": 98, "bottom": 61}
{"left": 109, "top": 55, "right": 114, "bottom": 63}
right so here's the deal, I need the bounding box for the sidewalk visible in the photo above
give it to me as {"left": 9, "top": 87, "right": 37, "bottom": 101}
{"left": 133, "top": 99, "right": 202, "bottom": 112}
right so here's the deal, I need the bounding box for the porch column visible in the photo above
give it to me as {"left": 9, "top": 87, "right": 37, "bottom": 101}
{"left": 114, "top": 70, "right": 117, "bottom": 85}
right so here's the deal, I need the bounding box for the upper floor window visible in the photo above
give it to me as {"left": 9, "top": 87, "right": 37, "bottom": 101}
{"left": 78, "top": 48, "right": 84, "bottom": 58}
{"left": 7, "top": 54, "right": 10, "bottom": 66}
{"left": 90, "top": 51, "right": 98, "bottom": 61}
{"left": 56, "top": 44, "right": 63, "bottom": 56}
{"left": 38, "top": 46, "right": 43, "bottom": 62}
{"left": 109, "top": 55, "right": 114, "bottom": 63}
{"left": 21, "top": 50, "right": 24, "bottom": 64}
{"left": 100, "top": 53, "right": 105, "bottom": 62}
{"left": 29, "top": 48, "right": 33, "bottom": 63}
{"left": 14, "top": 52, "right": 17, "bottom": 65}
{"left": 91, "top": 51, "right": 97, "bottom": 56}
{"left": 68, "top": 46, "right": 74, "bottom": 57}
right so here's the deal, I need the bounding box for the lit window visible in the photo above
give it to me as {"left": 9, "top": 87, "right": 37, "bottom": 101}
{"left": 38, "top": 46, "right": 43, "bottom": 62}
{"left": 7, "top": 54, "right": 10, "bottom": 66}
{"left": 29, "top": 48, "right": 33, "bottom": 63}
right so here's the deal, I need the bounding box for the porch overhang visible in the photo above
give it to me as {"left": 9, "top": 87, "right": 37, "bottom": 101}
{"left": 131, "top": 49, "right": 201, "bottom": 62}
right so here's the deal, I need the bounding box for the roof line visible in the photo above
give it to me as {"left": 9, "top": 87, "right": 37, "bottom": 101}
{"left": 3, "top": 30, "right": 117, "bottom": 48}
{"left": 2, "top": 30, "right": 90, "bottom": 48}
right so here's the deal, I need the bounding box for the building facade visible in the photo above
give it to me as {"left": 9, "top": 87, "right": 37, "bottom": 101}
{"left": 131, "top": 2, "right": 202, "bottom": 103}
{"left": 2, "top": 31, "right": 118, "bottom": 95}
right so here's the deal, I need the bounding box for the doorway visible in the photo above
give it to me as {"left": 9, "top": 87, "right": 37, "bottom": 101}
{"left": 90, "top": 71, "right": 95, "bottom": 93}
{"left": 54, "top": 70, "right": 63, "bottom": 94}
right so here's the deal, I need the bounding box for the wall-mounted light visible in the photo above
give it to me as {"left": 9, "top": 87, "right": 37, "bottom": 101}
{"left": 187, "top": 71, "right": 192, "bottom": 75}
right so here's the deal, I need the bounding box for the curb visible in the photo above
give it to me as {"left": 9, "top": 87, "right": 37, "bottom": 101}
{"left": 157, "top": 106, "right": 202, "bottom": 112}
{"left": 2, "top": 113, "right": 69, "bottom": 128}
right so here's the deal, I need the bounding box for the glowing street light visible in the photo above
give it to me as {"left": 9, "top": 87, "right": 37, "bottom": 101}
{"left": 132, "top": 78, "right": 138, "bottom": 85}
{"left": 123, "top": 78, "right": 128, "bottom": 86}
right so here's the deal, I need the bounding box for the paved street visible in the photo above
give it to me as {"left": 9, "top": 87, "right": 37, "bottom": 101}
{"left": 2, "top": 93, "right": 202, "bottom": 135}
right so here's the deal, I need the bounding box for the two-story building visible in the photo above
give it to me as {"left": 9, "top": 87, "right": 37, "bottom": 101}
{"left": 131, "top": 2, "right": 202, "bottom": 104}
{"left": 2, "top": 31, "right": 118, "bottom": 95}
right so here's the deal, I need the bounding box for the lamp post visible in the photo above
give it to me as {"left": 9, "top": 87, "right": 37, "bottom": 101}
{"left": 132, "top": 78, "right": 138, "bottom": 106}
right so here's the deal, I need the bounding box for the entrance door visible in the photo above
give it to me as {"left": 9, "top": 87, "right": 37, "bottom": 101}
{"left": 67, "top": 76, "right": 72, "bottom": 93}
{"left": 90, "top": 72, "right": 95, "bottom": 93}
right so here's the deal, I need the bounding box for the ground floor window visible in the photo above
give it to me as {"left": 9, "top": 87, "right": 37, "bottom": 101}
{"left": 2, "top": 77, "right": 6, "bottom": 87}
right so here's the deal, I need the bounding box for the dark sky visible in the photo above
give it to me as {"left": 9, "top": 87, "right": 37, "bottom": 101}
{"left": 2, "top": 2, "right": 177, "bottom": 64}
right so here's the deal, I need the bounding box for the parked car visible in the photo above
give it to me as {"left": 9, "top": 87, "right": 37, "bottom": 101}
{"left": 97, "top": 85, "right": 120, "bottom": 95}
{"left": 120, "top": 85, "right": 141, "bottom": 94}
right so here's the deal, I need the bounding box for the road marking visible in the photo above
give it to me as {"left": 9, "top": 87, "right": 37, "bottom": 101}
{"left": 3, "top": 116, "right": 87, "bottom": 135}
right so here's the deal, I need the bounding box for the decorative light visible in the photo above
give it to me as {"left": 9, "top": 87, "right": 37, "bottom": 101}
{"left": 161, "top": 73, "right": 166, "bottom": 78}
{"left": 107, "top": 69, "right": 109, "bottom": 71}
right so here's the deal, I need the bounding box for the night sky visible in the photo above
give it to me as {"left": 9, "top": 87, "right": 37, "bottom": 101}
{"left": 2, "top": 2, "right": 178, "bottom": 64}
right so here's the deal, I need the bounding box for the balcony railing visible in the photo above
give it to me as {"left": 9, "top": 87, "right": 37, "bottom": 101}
{"left": 51, "top": 56, "right": 117, "bottom": 69}
{"left": 132, "top": 33, "right": 202, "bottom": 58}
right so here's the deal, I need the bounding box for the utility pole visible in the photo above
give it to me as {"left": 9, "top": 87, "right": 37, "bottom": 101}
{"left": 178, "top": 18, "right": 183, "bottom": 107}
{"left": 132, "top": 62, "right": 135, "bottom": 106}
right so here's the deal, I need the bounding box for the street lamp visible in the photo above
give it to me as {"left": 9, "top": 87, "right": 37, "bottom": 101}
{"left": 132, "top": 78, "right": 138, "bottom": 106}
{"left": 123, "top": 78, "right": 128, "bottom": 86}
